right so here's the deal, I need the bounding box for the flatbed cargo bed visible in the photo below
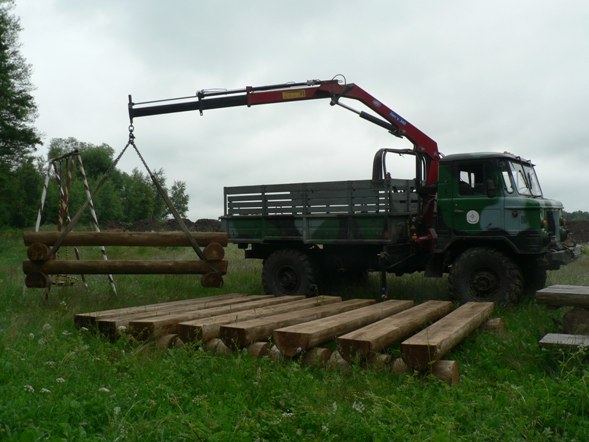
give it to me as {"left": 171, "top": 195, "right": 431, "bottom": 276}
{"left": 222, "top": 178, "right": 418, "bottom": 244}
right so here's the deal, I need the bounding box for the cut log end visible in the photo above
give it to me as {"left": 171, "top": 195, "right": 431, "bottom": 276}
{"left": 25, "top": 272, "right": 51, "bottom": 289}
{"left": 483, "top": 317, "right": 505, "bottom": 333}
{"left": 247, "top": 342, "right": 271, "bottom": 358}
{"left": 302, "top": 347, "right": 332, "bottom": 367}
{"left": 156, "top": 334, "right": 185, "bottom": 350}
{"left": 268, "top": 345, "right": 284, "bottom": 362}
{"left": 391, "top": 357, "right": 410, "bottom": 375}
{"left": 431, "top": 360, "right": 460, "bottom": 386}
{"left": 204, "top": 338, "right": 232, "bottom": 355}
{"left": 326, "top": 351, "right": 351, "bottom": 372}
{"left": 201, "top": 272, "right": 224, "bottom": 288}
{"left": 27, "top": 242, "right": 51, "bottom": 262}
{"left": 203, "top": 242, "right": 225, "bottom": 261}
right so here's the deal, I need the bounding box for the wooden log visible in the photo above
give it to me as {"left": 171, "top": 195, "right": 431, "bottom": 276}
{"left": 247, "top": 342, "right": 271, "bottom": 358}
{"left": 203, "top": 242, "right": 225, "bottom": 261}
{"left": 431, "top": 360, "right": 460, "bottom": 386}
{"left": 401, "top": 301, "right": 494, "bottom": 371}
{"left": 302, "top": 347, "right": 332, "bottom": 367}
{"left": 74, "top": 293, "right": 244, "bottom": 329}
{"left": 268, "top": 345, "right": 284, "bottom": 362}
{"left": 391, "top": 357, "right": 410, "bottom": 375}
{"left": 337, "top": 300, "right": 452, "bottom": 362}
{"left": 483, "top": 317, "right": 505, "bottom": 333}
{"left": 390, "top": 358, "right": 459, "bottom": 385}
{"left": 539, "top": 333, "right": 589, "bottom": 349}
{"left": 326, "top": 351, "right": 350, "bottom": 372}
{"left": 23, "top": 259, "right": 228, "bottom": 275}
{"left": 204, "top": 338, "right": 232, "bottom": 355}
{"left": 177, "top": 296, "right": 339, "bottom": 342}
{"left": 156, "top": 334, "right": 184, "bottom": 350}
{"left": 96, "top": 294, "right": 257, "bottom": 338}
{"left": 220, "top": 298, "right": 375, "bottom": 349}
{"left": 201, "top": 272, "right": 224, "bottom": 288}
{"left": 23, "top": 230, "right": 228, "bottom": 247}
{"left": 24, "top": 271, "right": 52, "bottom": 289}
{"left": 535, "top": 284, "right": 589, "bottom": 308}
{"left": 129, "top": 295, "right": 289, "bottom": 338}
{"left": 273, "top": 299, "right": 414, "bottom": 357}
{"left": 562, "top": 307, "right": 589, "bottom": 334}
{"left": 27, "top": 242, "right": 51, "bottom": 262}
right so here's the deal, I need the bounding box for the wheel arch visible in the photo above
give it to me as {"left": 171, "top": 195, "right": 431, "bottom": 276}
{"left": 441, "top": 237, "right": 519, "bottom": 271}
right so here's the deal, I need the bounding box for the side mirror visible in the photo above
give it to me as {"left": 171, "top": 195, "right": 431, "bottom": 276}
{"left": 486, "top": 179, "right": 497, "bottom": 198}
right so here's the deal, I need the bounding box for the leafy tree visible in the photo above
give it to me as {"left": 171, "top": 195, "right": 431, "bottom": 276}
{"left": 48, "top": 137, "right": 115, "bottom": 178}
{"left": 119, "top": 168, "right": 157, "bottom": 222}
{"left": 21, "top": 137, "right": 191, "bottom": 228}
{"left": 150, "top": 168, "right": 167, "bottom": 221}
{"left": 168, "top": 180, "right": 189, "bottom": 218}
{"left": 0, "top": 158, "right": 42, "bottom": 227}
{"left": 564, "top": 211, "right": 589, "bottom": 221}
{"left": 0, "top": 0, "right": 41, "bottom": 168}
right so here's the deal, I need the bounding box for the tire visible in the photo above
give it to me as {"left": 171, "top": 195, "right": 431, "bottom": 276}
{"left": 262, "top": 249, "right": 317, "bottom": 296}
{"left": 448, "top": 248, "right": 523, "bottom": 305}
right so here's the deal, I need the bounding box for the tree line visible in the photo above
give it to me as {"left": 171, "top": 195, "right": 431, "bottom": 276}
{"left": 0, "top": 1, "right": 188, "bottom": 229}
{"left": 0, "top": 137, "right": 190, "bottom": 228}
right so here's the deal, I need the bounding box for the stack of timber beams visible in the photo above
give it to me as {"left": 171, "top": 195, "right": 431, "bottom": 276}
{"left": 23, "top": 231, "right": 228, "bottom": 288}
{"left": 75, "top": 294, "right": 501, "bottom": 385}
{"left": 536, "top": 285, "right": 589, "bottom": 349}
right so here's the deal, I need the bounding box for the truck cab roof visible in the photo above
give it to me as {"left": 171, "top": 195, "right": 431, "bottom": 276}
{"left": 441, "top": 152, "right": 533, "bottom": 164}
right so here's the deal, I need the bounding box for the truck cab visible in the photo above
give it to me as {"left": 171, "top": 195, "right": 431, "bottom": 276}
{"left": 433, "top": 152, "right": 578, "bottom": 303}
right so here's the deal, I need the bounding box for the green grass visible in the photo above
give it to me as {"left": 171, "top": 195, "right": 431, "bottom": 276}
{"left": 1, "top": 229, "right": 588, "bottom": 440}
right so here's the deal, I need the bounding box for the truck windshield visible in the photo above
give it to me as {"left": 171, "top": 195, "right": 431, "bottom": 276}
{"left": 508, "top": 161, "right": 543, "bottom": 197}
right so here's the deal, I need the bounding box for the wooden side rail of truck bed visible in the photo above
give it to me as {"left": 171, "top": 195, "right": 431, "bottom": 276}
{"left": 223, "top": 179, "right": 418, "bottom": 217}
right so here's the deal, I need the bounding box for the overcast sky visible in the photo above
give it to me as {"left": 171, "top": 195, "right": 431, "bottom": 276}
{"left": 14, "top": 0, "right": 589, "bottom": 219}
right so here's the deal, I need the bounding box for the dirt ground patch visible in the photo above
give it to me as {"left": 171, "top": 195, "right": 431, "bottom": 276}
{"left": 568, "top": 220, "right": 589, "bottom": 244}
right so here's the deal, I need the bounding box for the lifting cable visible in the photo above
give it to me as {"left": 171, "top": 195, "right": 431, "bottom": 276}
{"left": 47, "top": 125, "right": 221, "bottom": 275}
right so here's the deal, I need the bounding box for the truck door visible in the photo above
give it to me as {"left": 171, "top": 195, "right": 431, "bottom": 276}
{"left": 450, "top": 161, "right": 503, "bottom": 233}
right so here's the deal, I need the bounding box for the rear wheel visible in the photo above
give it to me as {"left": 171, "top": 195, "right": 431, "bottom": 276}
{"left": 448, "top": 248, "right": 523, "bottom": 305}
{"left": 262, "top": 249, "right": 317, "bottom": 296}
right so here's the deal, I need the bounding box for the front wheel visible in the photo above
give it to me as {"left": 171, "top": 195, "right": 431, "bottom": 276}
{"left": 262, "top": 249, "right": 317, "bottom": 296}
{"left": 448, "top": 248, "right": 523, "bottom": 305}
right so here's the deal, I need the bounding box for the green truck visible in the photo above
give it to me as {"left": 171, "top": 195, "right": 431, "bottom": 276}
{"left": 129, "top": 78, "right": 580, "bottom": 304}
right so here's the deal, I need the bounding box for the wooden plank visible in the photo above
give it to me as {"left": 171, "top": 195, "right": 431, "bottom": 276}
{"left": 273, "top": 299, "right": 414, "bottom": 357}
{"left": 23, "top": 231, "right": 228, "bottom": 247}
{"left": 401, "top": 302, "right": 494, "bottom": 371}
{"left": 177, "top": 296, "right": 341, "bottom": 342}
{"left": 96, "top": 295, "right": 267, "bottom": 338}
{"left": 220, "top": 299, "right": 375, "bottom": 349}
{"left": 128, "top": 295, "right": 287, "bottom": 338}
{"left": 536, "top": 285, "right": 589, "bottom": 307}
{"left": 539, "top": 333, "right": 589, "bottom": 348}
{"left": 74, "top": 293, "right": 244, "bottom": 329}
{"left": 337, "top": 300, "right": 453, "bottom": 362}
{"left": 23, "top": 259, "right": 227, "bottom": 275}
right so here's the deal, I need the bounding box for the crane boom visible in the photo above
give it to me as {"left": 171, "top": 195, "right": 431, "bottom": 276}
{"left": 128, "top": 79, "right": 440, "bottom": 186}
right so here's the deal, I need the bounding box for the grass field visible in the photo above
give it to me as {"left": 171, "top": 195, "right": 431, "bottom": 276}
{"left": 1, "top": 229, "right": 588, "bottom": 441}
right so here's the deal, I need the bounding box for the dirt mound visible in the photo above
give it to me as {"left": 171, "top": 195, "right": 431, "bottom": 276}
{"left": 105, "top": 218, "right": 221, "bottom": 232}
{"left": 568, "top": 220, "right": 589, "bottom": 244}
